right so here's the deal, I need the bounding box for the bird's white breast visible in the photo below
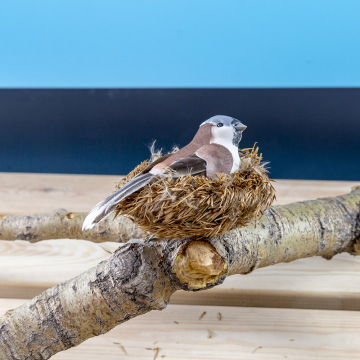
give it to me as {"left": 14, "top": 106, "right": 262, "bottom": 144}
{"left": 210, "top": 130, "right": 241, "bottom": 173}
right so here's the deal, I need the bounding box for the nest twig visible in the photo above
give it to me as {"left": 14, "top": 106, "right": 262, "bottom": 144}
{"left": 115, "top": 145, "right": 276, "bottom": 239}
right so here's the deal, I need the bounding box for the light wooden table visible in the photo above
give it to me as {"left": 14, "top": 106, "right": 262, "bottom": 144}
{"left": 0, "top": 173, "right": 359, "bottom": 359}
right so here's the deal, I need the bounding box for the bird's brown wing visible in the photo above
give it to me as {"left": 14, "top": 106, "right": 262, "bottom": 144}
{"left": 141, "top": 153, "right": 207, "bottom": 177}
{"left": 168, "top": 154, "right": 207, "bottom": 177}
{"left": 139, "top": 153, "right": 173, "bottom": 175}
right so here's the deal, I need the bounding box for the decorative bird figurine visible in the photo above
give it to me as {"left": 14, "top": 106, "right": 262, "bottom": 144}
{"left": 82, "top": 115, "right": 247, "bottom": 231}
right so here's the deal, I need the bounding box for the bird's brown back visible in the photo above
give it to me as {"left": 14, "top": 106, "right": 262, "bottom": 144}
{"left": 146, "top": 123, "right": 213, "bottom": 173}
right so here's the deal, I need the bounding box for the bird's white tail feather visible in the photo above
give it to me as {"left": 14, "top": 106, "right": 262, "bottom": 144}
{"left": 82, "top": 173, "right": 153, "bottom": 230}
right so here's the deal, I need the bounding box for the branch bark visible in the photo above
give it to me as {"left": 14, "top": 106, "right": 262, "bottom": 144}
{"left": 0, "top": 209, "right": 144, "bottom": 243}
{"left": 0, "top": 188, "right": 359, "bottom": 359}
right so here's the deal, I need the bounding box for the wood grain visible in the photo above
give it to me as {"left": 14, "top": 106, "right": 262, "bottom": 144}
{"left": 1, "top": 239, "right": 359, "bottom": 310}
{"left": 1, "top": 300, "right": 360, "bottom": 360}
{"left": 1, "top": 174, "right": 360, "bottom": 359}
{"left": 0, "top": 172, "right": 358, "bottom": 214}
{"left": 0, "top": 173, "right": 120, "bottom": 214}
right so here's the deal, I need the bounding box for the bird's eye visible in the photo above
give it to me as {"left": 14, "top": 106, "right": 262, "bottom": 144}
{"left": 217, "top": 123, "right": 223, "bottom": 128}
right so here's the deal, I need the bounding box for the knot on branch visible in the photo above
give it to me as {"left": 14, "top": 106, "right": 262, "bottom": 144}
{"left": 172, "top": 240, "right": 228, "bottom": 290}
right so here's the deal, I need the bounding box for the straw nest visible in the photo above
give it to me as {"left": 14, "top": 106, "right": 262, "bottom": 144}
{"left": 114, "top": 145, "right": 276, "bottom": 240}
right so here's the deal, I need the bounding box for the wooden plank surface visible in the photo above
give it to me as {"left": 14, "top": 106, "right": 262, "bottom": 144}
{"left": 0, "top": 173, "right": 360, "bottom": 310}
{"left": 0, "top": 239, "right": 360, "bottom": 310}
{"left": 1, "top": 174, "right": 360, "bottom": 359}
{"left": 0, "top": 173, "right": 120, "bottom": 214}
{"left": 1, "top": 300, "right": 360, "bottom": 360}
{"left": 0, "top": 172, "right": 358, "bottom": 214}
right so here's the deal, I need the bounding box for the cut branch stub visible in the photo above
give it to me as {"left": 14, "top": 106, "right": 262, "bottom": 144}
{"left": 172, "top": 240, "right": 228, "bottom": 290}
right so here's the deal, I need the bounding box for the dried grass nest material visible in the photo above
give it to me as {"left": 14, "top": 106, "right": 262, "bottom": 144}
{"left": 115, "top": 145, "right": 276, "bottom": 240}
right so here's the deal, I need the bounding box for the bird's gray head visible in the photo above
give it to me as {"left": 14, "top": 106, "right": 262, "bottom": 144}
{"left": 200, "top": 115, "right": 247, "bottom": 147}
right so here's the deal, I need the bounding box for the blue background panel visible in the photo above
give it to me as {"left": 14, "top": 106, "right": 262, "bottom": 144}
{"left": 1, "top": 0, "right": 360, "bottom": 88}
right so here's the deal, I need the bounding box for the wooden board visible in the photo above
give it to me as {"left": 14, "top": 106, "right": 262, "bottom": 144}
{"left": 0, "top": 172, "right": 358, "bottom": 214}
{"left": 1, "top": 174, "right": 360, "bottom": 359}
{"left": 0, "top": 239, "right": 360, "bottom": 310}
{"left": 0, "top": 173, "right": 120, "bottom": 214}
{"left": 0, "top": 174, "right": 359, "bottom": 310}
{"left": 1, "top": 300, "right": 360, "bottom": 360}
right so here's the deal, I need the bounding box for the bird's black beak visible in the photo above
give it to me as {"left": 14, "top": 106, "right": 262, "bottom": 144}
{"left": 235, "top": 124, "right": 247, "bottom": 132}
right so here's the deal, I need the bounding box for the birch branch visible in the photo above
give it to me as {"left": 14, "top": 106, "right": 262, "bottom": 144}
{"left": 0, "top": 188, "right": 359, "bottom": 359}
{"left": 0, "top": 209, "right": 144, "bottom": 243}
